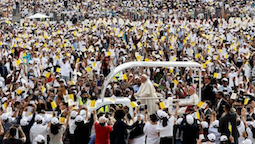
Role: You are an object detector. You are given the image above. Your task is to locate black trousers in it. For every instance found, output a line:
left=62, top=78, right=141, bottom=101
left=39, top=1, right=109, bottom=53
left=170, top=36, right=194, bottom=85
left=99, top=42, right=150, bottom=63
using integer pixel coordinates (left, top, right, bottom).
left=160, top=137, right=173, bottom=144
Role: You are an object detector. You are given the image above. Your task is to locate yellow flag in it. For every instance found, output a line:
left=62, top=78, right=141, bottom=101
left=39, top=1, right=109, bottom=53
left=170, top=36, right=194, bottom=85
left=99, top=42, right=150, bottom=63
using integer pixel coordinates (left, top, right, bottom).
left=92, top=62, right=96, bottom=68
left=41, top=86, right=46, bottom=93
left=228, top=123, right=232, bottom=132
left=123, top=74, right=127, bottom=80
left=45, top=72, right=50, bottom=78
left=69, top=94, right=74, bottom=101
left=59, top=117, right=65, bottom=123
left=213, top=73, right=218, bottom=78
left=86, top=67, right=92, bottom=72
left=144, top=58, right=149, bottom=61
left=154, top=83, right=159, bottom=87
left=16, top=59, right=21, bottom=66
left=196, top=112, right=200, bottom=119
left=197, top=101, right=204, bottom=108
left=23, top=53, right=27, bottom=57
left=16, top=89, right=22, bottom=95
left=136, top=55, right=141, bottom=61
left=130, top=102, right=138, bottom=108
left=90, top=100, right=96, bottom=108
left=202, top=63, right=207, bottom=69
left=51, top=101, right=57, bottom=109
left=56, top=67, right=60, bottom=73
left=159, top=102, right=165, bottom=109
left=107, top=52, right=111, bottom=56
left=3, top=103, right=7, bottom=109
left=173, top=79, right=178, bottom=85
left=76, top=58, right=80, bottom=63
left=244, top=98, right=249, bottom=105
left=56, top=56, right=59, bottom=60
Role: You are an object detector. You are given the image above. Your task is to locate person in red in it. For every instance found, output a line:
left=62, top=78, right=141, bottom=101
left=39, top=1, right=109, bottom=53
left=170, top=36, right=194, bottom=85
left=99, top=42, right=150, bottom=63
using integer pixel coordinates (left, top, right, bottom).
left=94, top=116, right=112, bottom=144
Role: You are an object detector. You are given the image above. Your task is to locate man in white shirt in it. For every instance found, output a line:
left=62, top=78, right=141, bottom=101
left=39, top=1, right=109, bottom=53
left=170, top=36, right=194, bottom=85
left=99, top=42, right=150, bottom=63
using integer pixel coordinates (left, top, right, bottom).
left=29, top=115, right=47, bottom=144
left=60, top=58, right=72, bottom=81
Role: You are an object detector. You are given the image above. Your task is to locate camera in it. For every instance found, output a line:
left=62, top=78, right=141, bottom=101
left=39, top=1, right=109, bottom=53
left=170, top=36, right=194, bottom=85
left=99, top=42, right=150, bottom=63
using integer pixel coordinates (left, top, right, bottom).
left=139, top=104, right=147, bottom=111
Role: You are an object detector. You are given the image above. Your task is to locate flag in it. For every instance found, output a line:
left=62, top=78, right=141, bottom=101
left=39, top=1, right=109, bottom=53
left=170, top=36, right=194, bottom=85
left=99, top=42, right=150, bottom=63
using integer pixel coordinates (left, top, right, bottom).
left=69, top=94, right=74, bottom=101
left=130, top=102, right=138, bottom=108
left=159, top=102, right=165, bottom=109
left=90, top=100, right=96, bottom=108
left=197, top=101, right=207, bottom=109
left=51, top=101, right=57, bottom=109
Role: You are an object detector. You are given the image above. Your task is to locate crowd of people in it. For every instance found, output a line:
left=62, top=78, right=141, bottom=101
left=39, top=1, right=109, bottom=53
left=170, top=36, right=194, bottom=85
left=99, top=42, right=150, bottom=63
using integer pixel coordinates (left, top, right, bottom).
left=0, top=0, right=255, bottom=144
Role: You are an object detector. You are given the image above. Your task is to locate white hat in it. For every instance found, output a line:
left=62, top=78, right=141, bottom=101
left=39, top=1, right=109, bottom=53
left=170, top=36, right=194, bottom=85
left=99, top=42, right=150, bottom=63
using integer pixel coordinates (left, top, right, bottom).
left=242, top=139, right=252, bottom=144
left=201, top=121, right=209, bottom=129
left=212, top=120, right=219, bottom=127
left=141, top=74, right=148, bottom=78
left=75, top=115, right=83, bottom=122
left=51, top=117, right=59, bottom=125
left=199, top=134, right=205, bottom=140
left=208, top=133, right=216, bottom=142
left=35, top=115, right=43, bottom=122
left=20, top=118, right=28, bottom=126
left=35, top=135, right=45, bottom=143
left=1, top=113, right=8, bottom=121
left=70, top=111, right=78, bottom=118
left=157, top=110, right=168, bottom=118
left=1, top=97, right=7, bottom=103
left=186, top=114, right=194, bottom=125
left=220, top=135, right=228, bottom=142
left=222, top=78, right=228, bottom=82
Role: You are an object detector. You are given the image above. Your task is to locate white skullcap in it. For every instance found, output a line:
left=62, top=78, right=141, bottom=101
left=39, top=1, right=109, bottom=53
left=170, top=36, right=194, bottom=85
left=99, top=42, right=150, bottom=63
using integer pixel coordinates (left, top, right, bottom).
left=242, top=139, right=252, bottom=144
left=35, top=135, right=45, bottom=143
left=201, top=121, right=209, bottom=129
left=220, top=135, right=228, bottom=142
left=70, top=111, right=78, bottom=118
left=208, top=133, right=216, bottom=142
left=1, top=113, right=8, bottom=121
left=212, top=120, right=219, bottom=127
left=75, top=115, right=83, bottom=122
left=141, top=74, right=148, bottom=78
left=35, top=115, right=43, bottom=122
left=176, top=118, right=183, bottom=125
left=186, top=114, right=194, bottom=125
left=157, top=110, right=168, bottom=118
left=20, top=118, right=28, bottom=126
left=51, top=117, right=59, bottom=125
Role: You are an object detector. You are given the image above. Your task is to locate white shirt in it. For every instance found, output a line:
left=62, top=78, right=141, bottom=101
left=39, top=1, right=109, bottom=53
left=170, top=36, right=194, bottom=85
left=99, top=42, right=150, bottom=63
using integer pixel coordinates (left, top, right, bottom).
left=144, top=122, right=160, bottom=144
left=60, top=62, right=72, bottom=77
left=68, top=118, right=77, bottom=134
left=157, top=116, right=175, bottom=137
left=30, top=123, right=47, bottom=144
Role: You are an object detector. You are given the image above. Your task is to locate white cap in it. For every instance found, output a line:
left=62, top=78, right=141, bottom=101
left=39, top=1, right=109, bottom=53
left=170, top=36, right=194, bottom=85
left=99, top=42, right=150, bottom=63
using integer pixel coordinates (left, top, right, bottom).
left=51, top=117, right=59, bottom=125
left=35, top=115, right=43, bottom=122
left=222, top=78, right=228, bottom=82
left=220, top=135, right=228, bottom=142
left=70, top=111, right=78, bottom=118
left=75, top=115, right=83, bottom=122
left=242, top=139, right=252, bottom=144
left=1, top=97, right=7, bottom=103
left=20, top=118, right=28, bottom=126
left=35, top=135, right=45, bottom=143
left=157, top=110, right=168, bottom=118
left=199, top=134, right=205, bottom=140
left=208, top=133, right=216, bottom=142
left=1, top=113, right=8, bottom=121
left=212, top=120, right=219, bottom=127
left=186, top=114, right=194, bottom=125
left=201, top=121, right=208, bottom=129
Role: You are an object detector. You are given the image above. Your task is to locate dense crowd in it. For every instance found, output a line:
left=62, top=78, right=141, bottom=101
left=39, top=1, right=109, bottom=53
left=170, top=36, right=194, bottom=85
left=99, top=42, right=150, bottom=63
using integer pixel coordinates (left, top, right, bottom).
left=0, top=0, right=255, bottom=144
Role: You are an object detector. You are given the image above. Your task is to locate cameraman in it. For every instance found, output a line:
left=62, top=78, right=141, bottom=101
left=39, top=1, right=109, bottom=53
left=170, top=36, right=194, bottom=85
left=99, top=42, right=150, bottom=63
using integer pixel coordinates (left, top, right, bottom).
left=3, top=125, right=26, bottom=144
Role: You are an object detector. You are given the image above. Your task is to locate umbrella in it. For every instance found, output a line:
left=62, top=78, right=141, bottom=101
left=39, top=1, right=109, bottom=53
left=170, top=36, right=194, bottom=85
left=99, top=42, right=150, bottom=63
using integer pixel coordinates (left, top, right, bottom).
left=28, top=13, right=50, bottom=19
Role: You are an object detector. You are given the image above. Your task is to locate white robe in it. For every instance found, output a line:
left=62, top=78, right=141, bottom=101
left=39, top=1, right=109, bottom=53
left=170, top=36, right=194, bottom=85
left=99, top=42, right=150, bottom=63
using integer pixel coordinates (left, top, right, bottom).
left=136, top=79, right=157, bottom=113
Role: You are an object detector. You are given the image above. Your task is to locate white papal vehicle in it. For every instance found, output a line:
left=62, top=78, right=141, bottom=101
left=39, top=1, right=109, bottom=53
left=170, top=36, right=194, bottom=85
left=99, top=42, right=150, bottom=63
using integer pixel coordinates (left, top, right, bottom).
left=88, top=61, right=202, bottom=115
